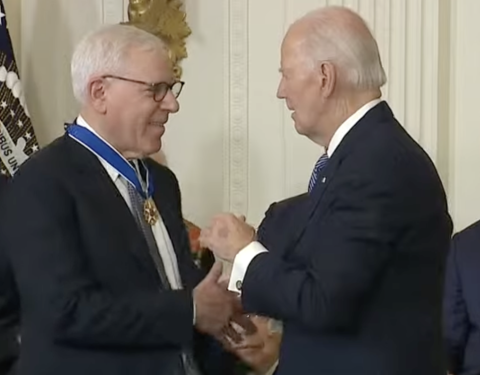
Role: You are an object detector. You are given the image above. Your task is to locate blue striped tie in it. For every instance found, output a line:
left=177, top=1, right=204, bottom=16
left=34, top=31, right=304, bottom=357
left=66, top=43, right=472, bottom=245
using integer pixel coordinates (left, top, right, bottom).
left=308, top=153, right=329, bottom=193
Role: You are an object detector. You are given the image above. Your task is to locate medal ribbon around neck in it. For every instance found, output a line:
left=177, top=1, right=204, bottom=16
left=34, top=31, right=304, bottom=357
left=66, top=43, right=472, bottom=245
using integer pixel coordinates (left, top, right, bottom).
left=66, top=123, right=155, bottom=203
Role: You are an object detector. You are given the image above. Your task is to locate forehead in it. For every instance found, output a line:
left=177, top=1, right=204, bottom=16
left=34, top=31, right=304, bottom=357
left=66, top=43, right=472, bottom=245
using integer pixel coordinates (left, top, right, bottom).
left=280, top=39, right=306, bottom=74
left=124, top=46, right=173, bottom=81
left=281, top=27, right=306, bottom=61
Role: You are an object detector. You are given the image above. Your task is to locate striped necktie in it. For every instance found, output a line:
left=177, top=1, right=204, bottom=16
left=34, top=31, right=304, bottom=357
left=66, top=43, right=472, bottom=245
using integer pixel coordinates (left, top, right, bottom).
left=308, top=153, right=329, bottom=193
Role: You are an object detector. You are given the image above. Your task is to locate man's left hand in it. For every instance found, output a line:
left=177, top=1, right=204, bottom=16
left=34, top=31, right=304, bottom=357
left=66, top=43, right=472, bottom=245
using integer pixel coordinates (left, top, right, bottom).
left=200, top=213, right=255, bottom=261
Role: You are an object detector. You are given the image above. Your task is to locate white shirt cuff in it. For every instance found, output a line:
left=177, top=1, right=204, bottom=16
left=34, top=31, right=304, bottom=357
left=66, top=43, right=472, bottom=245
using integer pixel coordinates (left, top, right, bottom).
left=227, top=241, right=268, bottom=293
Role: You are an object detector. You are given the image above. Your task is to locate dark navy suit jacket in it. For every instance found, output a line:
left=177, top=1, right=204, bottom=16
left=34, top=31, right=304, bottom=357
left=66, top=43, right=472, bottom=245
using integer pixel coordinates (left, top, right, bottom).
left=240, top=101, right=452, bottom=375
left=444, top=220, right=480, bottom=375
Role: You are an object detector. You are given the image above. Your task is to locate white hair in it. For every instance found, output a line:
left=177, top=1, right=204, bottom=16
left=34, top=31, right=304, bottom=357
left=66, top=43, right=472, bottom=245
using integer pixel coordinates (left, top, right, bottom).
left=299, top=6, right=387, bottom=90
left=71, top=24, right=169, bottom=104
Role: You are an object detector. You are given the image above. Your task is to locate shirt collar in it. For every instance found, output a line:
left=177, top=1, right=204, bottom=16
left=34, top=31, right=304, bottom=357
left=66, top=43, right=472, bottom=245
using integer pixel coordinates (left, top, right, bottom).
left=75, top=115, right=121, bottom=182
left=326, top=98, right=381, bottom=157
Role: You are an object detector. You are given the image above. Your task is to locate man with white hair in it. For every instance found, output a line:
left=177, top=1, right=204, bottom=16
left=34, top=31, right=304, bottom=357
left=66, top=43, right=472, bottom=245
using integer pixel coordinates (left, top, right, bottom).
left=201, top=6, right=452, bottom=375
left=0, top=24, right=241, bottom=375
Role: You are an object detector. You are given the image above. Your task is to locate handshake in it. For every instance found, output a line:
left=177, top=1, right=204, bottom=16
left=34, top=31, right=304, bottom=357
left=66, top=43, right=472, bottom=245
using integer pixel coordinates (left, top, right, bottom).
left=192, top=261, right=281, bottom=375
left=193, top=212, right=258, bottom=343
left=192, top=213, right=281, bottom=374
left=193, top=261, right=256, bottom=345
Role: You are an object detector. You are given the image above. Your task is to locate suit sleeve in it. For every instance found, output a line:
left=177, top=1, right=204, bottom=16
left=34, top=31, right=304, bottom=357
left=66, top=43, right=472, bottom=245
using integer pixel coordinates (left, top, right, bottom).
left=0, top=174, right=20, bottom=326
left=227, top=203, right=277, bottom=293
left=0, top=169, right=194, bottom=350
left=0, top=174, right=20, bottom=363
left=256, top=202, right=277, bottom=245
left=0, top=247, right=19, bottom=330
left=240, top=169, right=408, bottom=332
left=443, top=236, right=469, bottom=374
left=0, top=226, right=20, bottom=367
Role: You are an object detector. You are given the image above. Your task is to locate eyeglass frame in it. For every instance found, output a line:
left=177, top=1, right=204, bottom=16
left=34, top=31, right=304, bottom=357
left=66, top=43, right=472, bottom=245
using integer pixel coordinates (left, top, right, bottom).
left=101, top=74, right=185, bottom=102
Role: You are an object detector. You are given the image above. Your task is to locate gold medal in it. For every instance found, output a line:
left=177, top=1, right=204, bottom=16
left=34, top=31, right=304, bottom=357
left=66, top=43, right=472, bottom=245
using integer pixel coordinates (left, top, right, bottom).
left=143, top=198, right=159, bottom=226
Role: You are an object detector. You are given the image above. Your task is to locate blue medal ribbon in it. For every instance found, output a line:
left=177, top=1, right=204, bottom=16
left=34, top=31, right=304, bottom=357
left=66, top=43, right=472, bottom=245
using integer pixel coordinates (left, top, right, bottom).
left=66, top=123, right=154, bottom=200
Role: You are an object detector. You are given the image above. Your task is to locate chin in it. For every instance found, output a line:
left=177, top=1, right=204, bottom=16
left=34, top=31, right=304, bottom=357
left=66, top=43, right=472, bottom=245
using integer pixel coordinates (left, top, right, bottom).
left=142, top=141, right=162, bottom=158
left=293, top=121, right=307, bottom=136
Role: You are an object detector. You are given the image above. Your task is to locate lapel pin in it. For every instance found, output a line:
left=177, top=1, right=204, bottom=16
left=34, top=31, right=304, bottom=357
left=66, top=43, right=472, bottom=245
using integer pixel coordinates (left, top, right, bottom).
left=322, top=177, right=327, bottom=183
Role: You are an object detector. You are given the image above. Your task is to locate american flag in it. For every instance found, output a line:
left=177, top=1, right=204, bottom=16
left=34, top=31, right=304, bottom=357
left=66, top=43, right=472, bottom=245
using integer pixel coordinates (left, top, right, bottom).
left=0, top=0, right=39, bottom=177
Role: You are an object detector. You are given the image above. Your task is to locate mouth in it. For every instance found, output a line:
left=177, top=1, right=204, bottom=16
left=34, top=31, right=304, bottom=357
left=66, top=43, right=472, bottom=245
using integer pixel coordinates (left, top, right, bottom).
left=286, top=104, right=295, bottom=118
left=150, top=119, right=167, bottom=126
left=149, top=121, right=166, bottom=138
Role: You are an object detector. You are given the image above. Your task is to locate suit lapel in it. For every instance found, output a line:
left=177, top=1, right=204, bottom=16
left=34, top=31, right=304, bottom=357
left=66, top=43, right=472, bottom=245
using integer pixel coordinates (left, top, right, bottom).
left=63, top=135, right=162, bottom=284
left=287, top=101, right=394, bottom=251
left=286, top=155, right=341, bottom=253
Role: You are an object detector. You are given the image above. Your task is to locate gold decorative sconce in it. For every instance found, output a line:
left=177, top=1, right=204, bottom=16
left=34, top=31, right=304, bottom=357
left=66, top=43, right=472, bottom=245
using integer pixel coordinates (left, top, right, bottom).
left=124, top=0, right=191, bottom=79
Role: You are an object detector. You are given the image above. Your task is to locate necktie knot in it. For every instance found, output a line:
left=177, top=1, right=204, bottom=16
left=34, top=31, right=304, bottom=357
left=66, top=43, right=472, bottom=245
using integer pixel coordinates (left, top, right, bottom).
left=308, top=153, right=329, bottom=193
left=130, top=160, right=147, bottom=187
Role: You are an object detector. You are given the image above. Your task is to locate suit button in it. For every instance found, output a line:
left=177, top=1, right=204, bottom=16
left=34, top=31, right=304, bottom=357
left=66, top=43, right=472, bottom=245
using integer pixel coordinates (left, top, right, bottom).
left=236, top=280, right=242, bottom=290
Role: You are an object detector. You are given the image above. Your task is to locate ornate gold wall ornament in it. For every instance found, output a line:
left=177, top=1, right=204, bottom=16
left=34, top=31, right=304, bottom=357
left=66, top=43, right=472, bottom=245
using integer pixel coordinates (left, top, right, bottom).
left=124, top=0, right=191, bottom=79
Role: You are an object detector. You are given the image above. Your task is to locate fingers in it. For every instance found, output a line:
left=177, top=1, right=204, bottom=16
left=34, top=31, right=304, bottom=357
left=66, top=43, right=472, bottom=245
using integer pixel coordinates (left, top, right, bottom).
left=211, top=212, right=243, bottom=226
left=218, top=278, right=229, bottom=289
left=198, top=227, right=211, bottom=248
left=205, top=261, right=223, bottom=283
left=231, top=314, right=257, bottom=335
left=222, top=323, right=243, bottom=344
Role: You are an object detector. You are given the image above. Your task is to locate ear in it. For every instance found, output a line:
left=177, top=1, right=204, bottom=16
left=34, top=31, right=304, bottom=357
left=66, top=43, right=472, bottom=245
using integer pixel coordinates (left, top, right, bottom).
left=87, top=77, right=108, bottom=114
left=317, top=61, right=336, bottom=98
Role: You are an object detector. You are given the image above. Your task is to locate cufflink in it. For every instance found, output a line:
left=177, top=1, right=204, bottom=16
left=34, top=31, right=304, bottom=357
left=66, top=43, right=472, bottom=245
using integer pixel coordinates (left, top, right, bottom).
left=236, top=280, right=242, bottom=290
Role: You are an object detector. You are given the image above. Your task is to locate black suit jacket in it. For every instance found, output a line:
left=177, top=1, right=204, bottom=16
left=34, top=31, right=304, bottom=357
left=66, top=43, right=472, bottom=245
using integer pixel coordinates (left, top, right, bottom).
left=444, top=220, right=480, bottom=375
left=0, top=174, right=19, bottom=375
left=0, top=135, right=230, bottom=375
left=240, top=101, right=452, bottom=375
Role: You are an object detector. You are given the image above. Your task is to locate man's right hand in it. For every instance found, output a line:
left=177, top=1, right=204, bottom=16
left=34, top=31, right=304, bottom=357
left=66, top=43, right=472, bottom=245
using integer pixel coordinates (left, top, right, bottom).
left=193, top=262, right=236, bottom=336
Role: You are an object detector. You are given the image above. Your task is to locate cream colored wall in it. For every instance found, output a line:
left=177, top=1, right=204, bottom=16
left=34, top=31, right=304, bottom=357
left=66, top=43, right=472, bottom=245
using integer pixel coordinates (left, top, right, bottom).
left=3, top=0, right=20, bottom=63
left=448, top=0, right=480, bottom=231
left=14, top=0, right=480, bottom=231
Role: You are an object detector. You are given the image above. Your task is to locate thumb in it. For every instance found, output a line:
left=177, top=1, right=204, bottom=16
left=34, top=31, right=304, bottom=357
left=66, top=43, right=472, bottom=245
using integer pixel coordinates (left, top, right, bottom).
left=205, top=261, right=223, bottom=283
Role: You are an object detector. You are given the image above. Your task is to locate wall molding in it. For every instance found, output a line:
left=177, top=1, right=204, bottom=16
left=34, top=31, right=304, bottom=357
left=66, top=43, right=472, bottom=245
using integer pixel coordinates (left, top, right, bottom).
left=225, top=0, right=249, bottom=215
left=102, top=0, right=124, bottom=25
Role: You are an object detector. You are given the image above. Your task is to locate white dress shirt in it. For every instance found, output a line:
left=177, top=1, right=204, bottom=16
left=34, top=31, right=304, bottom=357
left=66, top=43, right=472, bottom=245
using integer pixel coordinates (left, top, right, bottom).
left=228, top=99, right=382, bottom=293
left=73, top=116, right=183, bottom=290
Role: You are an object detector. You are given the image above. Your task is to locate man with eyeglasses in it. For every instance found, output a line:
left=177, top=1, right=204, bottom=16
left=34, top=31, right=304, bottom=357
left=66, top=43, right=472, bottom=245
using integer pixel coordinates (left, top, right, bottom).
left=0, top=24, right=242, bottom=375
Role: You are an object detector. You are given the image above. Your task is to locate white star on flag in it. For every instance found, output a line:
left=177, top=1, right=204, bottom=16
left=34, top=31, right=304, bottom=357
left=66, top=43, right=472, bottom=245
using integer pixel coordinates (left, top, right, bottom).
left=0, top=10, right=5, bottom=26
left=1, top=101, right=7, bottom=109
left=32, top=144, right=39, bottom=152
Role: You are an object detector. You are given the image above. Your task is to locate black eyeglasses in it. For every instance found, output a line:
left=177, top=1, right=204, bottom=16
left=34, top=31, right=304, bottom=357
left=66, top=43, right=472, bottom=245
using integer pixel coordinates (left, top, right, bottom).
left=102, top=75, right=185, bottom=102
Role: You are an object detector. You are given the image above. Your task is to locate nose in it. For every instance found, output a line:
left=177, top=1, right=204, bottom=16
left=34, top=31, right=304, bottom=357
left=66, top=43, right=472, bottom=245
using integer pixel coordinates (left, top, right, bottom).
left=277, top=77, right=286, bottom=99
left=160, top=90, right=180, bottom=113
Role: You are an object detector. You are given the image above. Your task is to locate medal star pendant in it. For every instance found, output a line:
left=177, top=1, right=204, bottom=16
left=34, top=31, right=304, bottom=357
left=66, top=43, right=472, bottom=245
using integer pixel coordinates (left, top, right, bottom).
left=143, top=198, right=159, bottom=226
